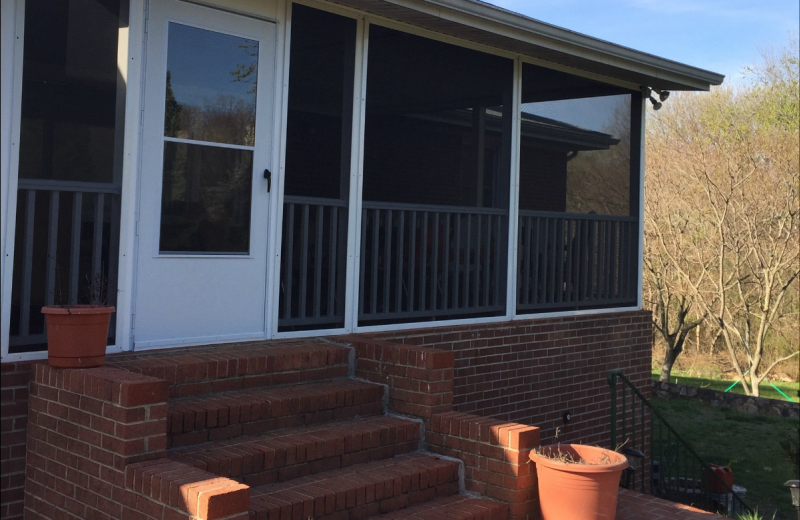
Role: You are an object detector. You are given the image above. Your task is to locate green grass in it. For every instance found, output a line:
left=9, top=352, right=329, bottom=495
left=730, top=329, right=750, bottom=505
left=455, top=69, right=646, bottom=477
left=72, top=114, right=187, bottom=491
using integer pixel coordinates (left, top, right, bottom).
left=651, top=397, right=799, bottom=520
left=651, top=371, right=799, bottom=402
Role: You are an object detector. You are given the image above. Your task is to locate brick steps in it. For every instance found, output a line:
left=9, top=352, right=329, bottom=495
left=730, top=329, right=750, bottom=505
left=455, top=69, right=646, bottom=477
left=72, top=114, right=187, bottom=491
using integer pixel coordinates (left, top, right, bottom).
left=371, top=495, right=507, bottom=520
left=168, top=379, right=385, bottom=447
left=169, top=415, right=421, bottom=487
left=248, top=452, right=461, bottom=520
left=108, top=340, right=350, bottom=398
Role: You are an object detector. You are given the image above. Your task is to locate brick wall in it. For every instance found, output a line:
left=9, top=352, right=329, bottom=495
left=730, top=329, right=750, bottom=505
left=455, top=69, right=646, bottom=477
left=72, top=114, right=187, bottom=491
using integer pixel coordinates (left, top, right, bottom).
left=371, top=310, right=653, bottom=448
left=1, top=362, right=32, bottom=520
left=341, top=336, right=455, bottom=424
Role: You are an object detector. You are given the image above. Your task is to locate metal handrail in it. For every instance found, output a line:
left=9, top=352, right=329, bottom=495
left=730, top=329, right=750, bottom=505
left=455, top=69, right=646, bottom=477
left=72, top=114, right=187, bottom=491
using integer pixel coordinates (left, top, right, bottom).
left=608, top=370, right=753, bottom=517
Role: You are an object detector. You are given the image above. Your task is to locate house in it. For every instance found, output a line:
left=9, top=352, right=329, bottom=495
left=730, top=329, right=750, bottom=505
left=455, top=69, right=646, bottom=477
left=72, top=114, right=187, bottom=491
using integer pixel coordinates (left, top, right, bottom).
left=0, top=0, right=723, bottom=519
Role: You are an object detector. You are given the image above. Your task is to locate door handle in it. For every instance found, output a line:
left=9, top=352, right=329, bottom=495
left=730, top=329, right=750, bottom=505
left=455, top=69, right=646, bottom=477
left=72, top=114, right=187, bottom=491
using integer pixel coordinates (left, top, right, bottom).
left=263, top=169, right=272, bottom=192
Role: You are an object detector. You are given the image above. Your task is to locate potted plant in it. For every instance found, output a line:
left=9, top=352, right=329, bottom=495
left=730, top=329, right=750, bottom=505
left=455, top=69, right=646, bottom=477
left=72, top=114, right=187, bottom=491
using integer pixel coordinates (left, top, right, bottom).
left=529, top=441, right=628, bottom=520
left=41, top=273, right=115, bottom=368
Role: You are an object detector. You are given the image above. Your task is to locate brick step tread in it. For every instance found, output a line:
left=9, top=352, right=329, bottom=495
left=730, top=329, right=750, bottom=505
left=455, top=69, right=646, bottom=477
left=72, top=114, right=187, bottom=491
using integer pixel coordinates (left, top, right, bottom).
left=168, top=379, right=385, bottom=448
left=108, top=340, right=350, bottom=398
left=169, top=416, right=421, bottom=486
left=249, top=453, right=461, bottom=520
left=371, top=495, right=507, bottom=520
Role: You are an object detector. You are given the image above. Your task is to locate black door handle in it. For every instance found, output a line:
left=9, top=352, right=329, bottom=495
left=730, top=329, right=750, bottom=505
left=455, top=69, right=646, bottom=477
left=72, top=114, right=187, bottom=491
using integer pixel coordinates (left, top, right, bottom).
left=264, top=168, right=272, bottom=192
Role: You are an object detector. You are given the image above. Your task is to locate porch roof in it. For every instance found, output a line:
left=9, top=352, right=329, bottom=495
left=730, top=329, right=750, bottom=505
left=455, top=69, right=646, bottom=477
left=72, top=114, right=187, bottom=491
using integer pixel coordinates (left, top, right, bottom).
left=328, top=0, right=725, bottom=91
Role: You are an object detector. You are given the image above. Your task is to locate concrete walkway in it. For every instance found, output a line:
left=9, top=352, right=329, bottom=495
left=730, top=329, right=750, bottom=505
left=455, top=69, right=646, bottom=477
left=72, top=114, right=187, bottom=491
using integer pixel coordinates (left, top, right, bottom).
left=617, top=488, right=724, bottom=519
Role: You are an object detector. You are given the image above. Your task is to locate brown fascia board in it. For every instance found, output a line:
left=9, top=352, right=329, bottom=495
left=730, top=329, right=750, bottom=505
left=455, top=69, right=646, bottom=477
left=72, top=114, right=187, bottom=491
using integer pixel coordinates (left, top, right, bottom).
left=329, top=0, right=725, bottom=91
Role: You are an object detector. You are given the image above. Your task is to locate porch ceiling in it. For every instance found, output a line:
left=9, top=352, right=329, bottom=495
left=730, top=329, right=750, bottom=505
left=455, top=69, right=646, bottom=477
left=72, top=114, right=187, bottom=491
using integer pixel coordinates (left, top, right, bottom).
left=328, top=0, right=725, bottom=91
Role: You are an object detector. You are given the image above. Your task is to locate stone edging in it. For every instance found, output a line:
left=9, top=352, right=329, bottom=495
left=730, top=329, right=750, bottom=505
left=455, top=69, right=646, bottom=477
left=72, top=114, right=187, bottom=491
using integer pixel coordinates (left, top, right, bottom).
left=651, top=380, right=799, bottom=418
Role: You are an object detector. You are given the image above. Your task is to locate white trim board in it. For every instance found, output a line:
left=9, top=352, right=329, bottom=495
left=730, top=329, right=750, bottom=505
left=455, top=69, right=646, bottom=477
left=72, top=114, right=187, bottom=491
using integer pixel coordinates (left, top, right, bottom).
left=0, top=0, right=25, bottom=362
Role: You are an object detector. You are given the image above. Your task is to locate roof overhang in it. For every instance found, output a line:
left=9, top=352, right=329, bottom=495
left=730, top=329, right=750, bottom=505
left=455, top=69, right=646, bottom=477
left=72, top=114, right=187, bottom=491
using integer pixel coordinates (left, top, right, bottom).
left=327, top=0, right=725, bottom=91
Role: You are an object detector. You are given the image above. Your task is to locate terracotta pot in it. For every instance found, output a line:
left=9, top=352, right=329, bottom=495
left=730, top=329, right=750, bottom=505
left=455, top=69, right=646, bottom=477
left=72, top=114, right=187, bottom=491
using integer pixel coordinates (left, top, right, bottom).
left=41, top=305, right=115, bottom=368
left=530, top=444, right=628, bottom=520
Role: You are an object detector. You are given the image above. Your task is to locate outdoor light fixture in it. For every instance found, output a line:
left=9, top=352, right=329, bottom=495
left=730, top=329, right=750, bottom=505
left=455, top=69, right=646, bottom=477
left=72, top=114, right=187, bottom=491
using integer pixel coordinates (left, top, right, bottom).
left=640, top=87, right=663, bottom=110
left=649, top=95, right=663, bottom=110
left=653, top=88, right=671, bottom=101
left=784, top=480, right=799, bottom=519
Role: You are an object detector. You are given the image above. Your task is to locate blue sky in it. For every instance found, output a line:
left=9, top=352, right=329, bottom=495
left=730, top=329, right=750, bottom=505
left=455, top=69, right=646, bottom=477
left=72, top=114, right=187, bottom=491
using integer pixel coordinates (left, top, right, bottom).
left=486, top=0, right=799, bottom=85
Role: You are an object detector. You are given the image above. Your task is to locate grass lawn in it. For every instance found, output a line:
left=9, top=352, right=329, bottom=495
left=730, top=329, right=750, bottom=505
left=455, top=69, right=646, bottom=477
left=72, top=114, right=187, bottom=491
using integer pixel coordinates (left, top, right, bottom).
left=651, top=371, right=799, bottom=403
left=651, top=397, right=799, bottom=520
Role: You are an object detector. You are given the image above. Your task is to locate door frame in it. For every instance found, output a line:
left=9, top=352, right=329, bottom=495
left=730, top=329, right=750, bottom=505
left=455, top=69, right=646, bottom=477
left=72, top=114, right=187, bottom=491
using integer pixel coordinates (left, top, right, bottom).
left=127, top=0, right=288, bottom=351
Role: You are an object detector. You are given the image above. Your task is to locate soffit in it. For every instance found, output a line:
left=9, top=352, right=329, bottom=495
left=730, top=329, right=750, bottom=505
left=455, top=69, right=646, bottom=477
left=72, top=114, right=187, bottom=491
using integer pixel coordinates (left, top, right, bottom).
left=327, top=0, right=725, bottom=91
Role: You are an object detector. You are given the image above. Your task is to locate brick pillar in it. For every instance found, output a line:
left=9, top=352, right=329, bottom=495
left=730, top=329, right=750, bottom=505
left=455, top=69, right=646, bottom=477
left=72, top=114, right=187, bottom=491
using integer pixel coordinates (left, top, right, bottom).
left=428, top=412, right=541, bottom=520
left=1, top=362, right=32, bottom=520
left=23, top=363, right=248, bottom=520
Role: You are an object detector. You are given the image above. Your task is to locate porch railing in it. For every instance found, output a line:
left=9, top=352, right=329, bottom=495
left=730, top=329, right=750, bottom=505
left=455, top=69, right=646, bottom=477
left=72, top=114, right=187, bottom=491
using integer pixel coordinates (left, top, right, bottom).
left=278, top=196, right=348, bottom=330
left=11, top=180, right=120, bottom=349
left=517, top=211, right=637, bottom=311
left=359, top=202, right=507, bottom=323
left=608, top=371, right=752, bottom=517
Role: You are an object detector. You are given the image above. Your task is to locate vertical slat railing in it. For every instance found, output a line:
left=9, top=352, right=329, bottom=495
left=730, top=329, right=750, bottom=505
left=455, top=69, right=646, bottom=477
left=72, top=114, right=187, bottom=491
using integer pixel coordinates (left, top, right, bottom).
left=19, top=191, right=36, bottom=338
left=517, top=211, right=638, bottom=312
left=11, top=181, right=120, bottom=348
left=70, top=193, right=83, bottom=304
left=45, top=192, right=59, bottom=305
left=359, top=202, right=507, bottom=323
left=278, top=196, right=347, bottom=329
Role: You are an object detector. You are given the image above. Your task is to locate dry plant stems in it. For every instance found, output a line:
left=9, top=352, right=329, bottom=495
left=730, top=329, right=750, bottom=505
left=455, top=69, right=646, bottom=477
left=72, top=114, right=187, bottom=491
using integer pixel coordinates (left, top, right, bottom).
left=532, top=428, right=622, bottom=465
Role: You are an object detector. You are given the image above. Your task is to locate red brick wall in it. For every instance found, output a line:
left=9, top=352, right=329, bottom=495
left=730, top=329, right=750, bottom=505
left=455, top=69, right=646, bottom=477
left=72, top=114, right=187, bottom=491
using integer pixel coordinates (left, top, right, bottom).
left=341, top=336, right=455, bottom=423
left=1, top=362, right=32, bottom=520
left=371, top=310, right=653, bottom=449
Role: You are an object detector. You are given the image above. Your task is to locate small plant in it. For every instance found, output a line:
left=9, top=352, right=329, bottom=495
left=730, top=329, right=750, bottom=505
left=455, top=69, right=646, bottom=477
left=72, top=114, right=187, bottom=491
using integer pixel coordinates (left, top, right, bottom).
left=531, top=428, right=620, bottom=466
left=82, top=271, right=109, bottom=306
left=736, top=508, right=775, bottom=520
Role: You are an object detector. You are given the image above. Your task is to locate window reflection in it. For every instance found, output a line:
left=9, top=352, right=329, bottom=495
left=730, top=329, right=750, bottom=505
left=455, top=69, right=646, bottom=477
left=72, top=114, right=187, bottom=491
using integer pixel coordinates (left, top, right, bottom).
left=519, top=64, right=633, bottom=216
left=363, top=25, right=513, bottom=210
left=18, top=0, right=123, bottom=183
left=164, top=23, right=258, bottom=146
left=160, top=142, right=253, bottom=253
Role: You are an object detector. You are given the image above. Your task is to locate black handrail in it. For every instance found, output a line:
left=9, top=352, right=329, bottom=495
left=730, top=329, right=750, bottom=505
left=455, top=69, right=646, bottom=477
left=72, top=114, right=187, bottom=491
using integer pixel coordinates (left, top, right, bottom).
left=608, top=370, right=752, bottom=517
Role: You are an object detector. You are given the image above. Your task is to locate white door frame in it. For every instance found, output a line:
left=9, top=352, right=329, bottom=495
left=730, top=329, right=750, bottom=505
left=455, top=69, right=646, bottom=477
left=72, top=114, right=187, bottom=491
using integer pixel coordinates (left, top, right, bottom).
left=0, top=0, right=25, bottom=361
left=130, top=0, right=280, bottom=350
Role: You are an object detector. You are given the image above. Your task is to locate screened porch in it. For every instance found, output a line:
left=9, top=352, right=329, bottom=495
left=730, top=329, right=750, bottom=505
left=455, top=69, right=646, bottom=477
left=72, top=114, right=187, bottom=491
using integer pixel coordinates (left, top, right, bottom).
left=277, top=6, right=640, bottom=332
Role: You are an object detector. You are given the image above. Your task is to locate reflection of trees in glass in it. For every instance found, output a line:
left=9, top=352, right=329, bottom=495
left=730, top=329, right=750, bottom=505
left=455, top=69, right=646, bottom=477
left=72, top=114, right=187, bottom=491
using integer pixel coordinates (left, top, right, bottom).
left=161, top=143, right=252, bottom=253
left=165, top=71, right=182, bottom=136
left=231, top=42, right=258, bottom=94
left=163, top=36, right=258, bottom=145
left=565, top=96, right=631, bottom=216
left=177, top=95, right=256, bottom=146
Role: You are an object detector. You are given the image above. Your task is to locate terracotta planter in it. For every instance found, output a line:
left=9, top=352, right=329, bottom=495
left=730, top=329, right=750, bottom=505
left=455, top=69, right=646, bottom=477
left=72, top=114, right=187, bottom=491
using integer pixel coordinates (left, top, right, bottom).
left=530, top=444, right=628, bottom=520
left=41, top=305, right=115, bottom=368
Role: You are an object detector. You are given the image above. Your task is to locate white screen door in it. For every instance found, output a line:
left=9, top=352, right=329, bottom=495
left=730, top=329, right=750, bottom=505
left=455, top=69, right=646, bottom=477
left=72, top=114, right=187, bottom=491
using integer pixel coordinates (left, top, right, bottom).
left=133, top=0, right=276, bottom=349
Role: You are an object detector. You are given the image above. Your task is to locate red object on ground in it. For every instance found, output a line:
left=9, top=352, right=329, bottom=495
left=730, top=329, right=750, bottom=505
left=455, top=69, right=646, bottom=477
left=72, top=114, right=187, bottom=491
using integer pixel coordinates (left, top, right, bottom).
left=709, top=464, right=734, bottom=493
left=41, top=305, right=114, bottom=367
left=531, top=444, right=629, bottom=520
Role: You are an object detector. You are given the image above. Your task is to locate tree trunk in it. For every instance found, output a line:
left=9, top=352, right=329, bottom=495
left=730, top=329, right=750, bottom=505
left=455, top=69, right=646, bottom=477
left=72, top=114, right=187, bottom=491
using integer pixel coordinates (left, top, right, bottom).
left=659, top=347, right=680, bottom=382
left=749, top=376, right=760, bottom=397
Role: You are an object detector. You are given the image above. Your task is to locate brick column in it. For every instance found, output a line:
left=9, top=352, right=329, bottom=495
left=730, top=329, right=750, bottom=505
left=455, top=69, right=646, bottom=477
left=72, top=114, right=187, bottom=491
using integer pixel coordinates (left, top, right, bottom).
left=428, top=412, right=541, bottom=520
left=1, top=362, right=32, bottom=520
left=24, top=363, right=248, bottom=520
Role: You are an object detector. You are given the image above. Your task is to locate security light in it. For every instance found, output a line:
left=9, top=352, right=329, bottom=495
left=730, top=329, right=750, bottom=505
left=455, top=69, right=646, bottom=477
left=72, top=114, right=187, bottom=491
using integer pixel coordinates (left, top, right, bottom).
left=653, top=88, right=670, bottom=102
left=649, top=95, right=662, bottom=110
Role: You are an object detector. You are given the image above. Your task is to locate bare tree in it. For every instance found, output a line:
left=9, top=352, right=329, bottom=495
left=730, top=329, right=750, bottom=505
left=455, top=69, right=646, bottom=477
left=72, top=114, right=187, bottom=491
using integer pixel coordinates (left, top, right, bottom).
left=644, top=40, right=799, bottom=396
